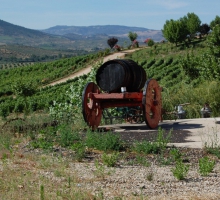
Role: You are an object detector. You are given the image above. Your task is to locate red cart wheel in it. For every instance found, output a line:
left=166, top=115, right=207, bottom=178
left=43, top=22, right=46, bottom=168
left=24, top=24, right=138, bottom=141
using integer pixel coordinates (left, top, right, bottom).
left=82, top=82, right=102, bottom=130
left=142, top=79, right=162, bottom=129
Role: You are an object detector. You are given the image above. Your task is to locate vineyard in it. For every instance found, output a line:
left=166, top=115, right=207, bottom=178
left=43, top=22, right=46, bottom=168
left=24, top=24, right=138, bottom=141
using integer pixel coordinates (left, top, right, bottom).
left=0, top=38, right=220, bottom=122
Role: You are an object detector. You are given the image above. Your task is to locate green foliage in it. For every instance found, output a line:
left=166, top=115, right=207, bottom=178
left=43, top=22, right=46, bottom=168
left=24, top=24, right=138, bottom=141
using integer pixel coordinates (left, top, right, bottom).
left=49, top=64, right=99, bottom=124
left=0, top=131, right=12, bottom=150
left=1, top=31, right=220, bottom=122
left=205, top=148, right=220, bottom=159
left=128, top=32, right=137, bottom=42
left=133, top=140, right=161, bottom=154
left=11, top=80, right=37, bottom=97
left=207, top=24, right=220, bottom=56
left=162, top=12, right=201, bottom=45
left=71, top=142, right=86, bottom=162
left=170, top=148, right=182, bottom=161
left=57, top=124, right=81, bottom=147
left=210, top=15, right=220, bottom=30
left=135, top=155, right=150, bottom=166
left=85, top=131, right=123, bottom=152
left=102, top=152, right=119, bottom=167
left=179, top=52, right=200, bottom=79
left=133, top=128, right=171, bottom=154
left=199, top=156, right=215, bottom=176
left=94, top=160, right=106, bottom=179
left=171, top=160, right=189, bottom=180
left=162, top=19, right=187, bottom=46
left=183, top=12, right=201, bottom=38
left=147, top=39, right=155, bottom=47
left=40, top=185, right=45, bottom=200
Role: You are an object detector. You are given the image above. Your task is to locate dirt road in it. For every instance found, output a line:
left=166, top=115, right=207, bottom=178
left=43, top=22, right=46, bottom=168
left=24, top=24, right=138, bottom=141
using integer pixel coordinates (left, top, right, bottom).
left=48, top=49, right=138, bottom=86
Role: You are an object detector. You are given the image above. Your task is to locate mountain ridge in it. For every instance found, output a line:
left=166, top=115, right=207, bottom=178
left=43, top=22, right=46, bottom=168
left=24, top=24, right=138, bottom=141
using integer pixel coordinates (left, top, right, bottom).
left=0, top=19, right=164, bottom=51
left=41, top=24, right=163, bottom=42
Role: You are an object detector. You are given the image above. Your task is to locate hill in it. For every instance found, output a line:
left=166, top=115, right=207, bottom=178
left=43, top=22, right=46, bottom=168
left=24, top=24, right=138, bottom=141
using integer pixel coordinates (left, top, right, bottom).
left=0, top=37, right=220, bottom=120
left=0, top=20, right=164, bottom=50
left=41, top=25, right=164, bottom=42
left=0, top=20, right=164, bottom=65
left=0, top=19, right=75, bottom=49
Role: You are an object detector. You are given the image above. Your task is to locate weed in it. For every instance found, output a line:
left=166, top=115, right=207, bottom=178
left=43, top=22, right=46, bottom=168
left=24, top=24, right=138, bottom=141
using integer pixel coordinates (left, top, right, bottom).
left=136, top=155, right=150, bottom=167
left=54, top=170, right=62, bottom=177
left=203, top=126, right=220, bottom=149
left=31, top=137, right=53, bottom=150
left=206, top=147, right=220, bottom=159
left=199, top=156, right=215, bottom=176
left=68, top=176, right=71, bottom=188
left=71, top=141, right=86, bottom=161
left=156, top=127, right=172, bottom=150
left=75, top=147, right=86, bottom=162
left=38, top=155, right=53, bottom=169
left=102, top=152, right=119, bottom=167
left=58, top=124, right=81, bottom=147
left=170, top=148, right=182, bottom=161
left=133, top=140, right=160, bottom=154
left=146, top=172, right=154, bottom=181
left=94, top=159, right=106, bottom=179
left=171, top=160, right=189, bottom=180
left=40, top=185, right=45, bottom=200
left=0, top=134, right=11, bottom=150
left=133, top=128, right=172, bottom=155
left=86, top=131, right=123, bottom=151
left=157, top=153, right=172, bottom=166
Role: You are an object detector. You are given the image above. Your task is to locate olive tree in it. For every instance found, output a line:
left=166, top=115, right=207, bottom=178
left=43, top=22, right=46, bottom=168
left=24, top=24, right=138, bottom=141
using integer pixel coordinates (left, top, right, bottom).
left=147, top=39, right=155, bottom=47
left=180, top=12, right=201, bottom=40
left=210, top=15, right=220, bottom=30
left=162, top=19, right=187, bottom=46
left=128, top=32, right=137, bottom=42
left=207, top=24, right=220, bottom=57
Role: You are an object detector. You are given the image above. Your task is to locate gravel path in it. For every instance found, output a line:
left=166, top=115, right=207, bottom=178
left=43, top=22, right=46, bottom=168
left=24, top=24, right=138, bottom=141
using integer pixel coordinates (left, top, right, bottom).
left=71, top=158, right=220, bottom=200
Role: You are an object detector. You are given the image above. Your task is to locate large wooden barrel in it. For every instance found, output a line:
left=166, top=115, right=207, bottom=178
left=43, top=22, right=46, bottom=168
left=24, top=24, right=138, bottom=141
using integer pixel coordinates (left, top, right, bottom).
left=96, top=59, right=147, bottom=93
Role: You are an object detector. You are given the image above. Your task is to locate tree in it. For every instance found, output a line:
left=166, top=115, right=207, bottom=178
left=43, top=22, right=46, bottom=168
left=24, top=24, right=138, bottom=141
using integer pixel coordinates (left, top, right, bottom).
left=144, top=38, right=155, bottom=47
left=162, top=19, right=187, bottom=46
left=210, top=15, right=220, bottom=30
left=182, top=12, right=201, bottom=38
left=200, top=23, right=211, bottom=36
left=207, top=24, right=220, bottom=57
left=107, top=37, right=118, bottom=49
left=128, top=32, right=137, bottom=42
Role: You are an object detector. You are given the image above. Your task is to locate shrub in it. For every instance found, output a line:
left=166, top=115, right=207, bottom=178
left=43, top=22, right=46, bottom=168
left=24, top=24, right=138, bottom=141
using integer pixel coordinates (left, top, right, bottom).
left=133, top=128, right=171, bottom=154
left=148, top=39, right=155, bottom=47
left=199, top=156, right=215, bottom=176
left=85, top=131, right=123, bottom=151
left=102, top=152, right=119, bottom=167
left=171, top=160, right=189, bottom=180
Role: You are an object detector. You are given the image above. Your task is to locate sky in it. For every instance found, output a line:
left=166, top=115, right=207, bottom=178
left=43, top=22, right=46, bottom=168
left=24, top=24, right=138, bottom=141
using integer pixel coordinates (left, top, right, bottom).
left=0, top=0, right=220, bottom=30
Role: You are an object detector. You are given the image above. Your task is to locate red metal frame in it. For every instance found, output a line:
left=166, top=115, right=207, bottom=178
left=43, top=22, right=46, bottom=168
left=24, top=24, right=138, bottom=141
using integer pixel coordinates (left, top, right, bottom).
left=82, top=79, right=162, bottom=130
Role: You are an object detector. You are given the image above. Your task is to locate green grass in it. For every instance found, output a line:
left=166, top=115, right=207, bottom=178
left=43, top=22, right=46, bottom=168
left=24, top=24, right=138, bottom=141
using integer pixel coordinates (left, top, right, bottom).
left=199, top=156, right=215, bottom=176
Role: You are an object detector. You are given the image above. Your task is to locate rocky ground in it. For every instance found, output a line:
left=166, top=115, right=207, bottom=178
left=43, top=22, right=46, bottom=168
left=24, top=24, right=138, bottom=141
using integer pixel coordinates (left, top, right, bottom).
left=6, top=133, right=219, bottom=200
left=72, top=153, right=220, bottom=200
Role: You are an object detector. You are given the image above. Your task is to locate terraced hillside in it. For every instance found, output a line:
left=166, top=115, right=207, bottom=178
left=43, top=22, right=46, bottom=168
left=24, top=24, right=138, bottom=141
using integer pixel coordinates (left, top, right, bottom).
left=0, top=37, right=220, bottom=120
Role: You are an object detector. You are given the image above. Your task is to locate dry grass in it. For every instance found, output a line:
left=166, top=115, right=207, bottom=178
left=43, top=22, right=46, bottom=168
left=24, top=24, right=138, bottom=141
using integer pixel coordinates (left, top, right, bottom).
left=0, top=146, right=96, bottom=200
